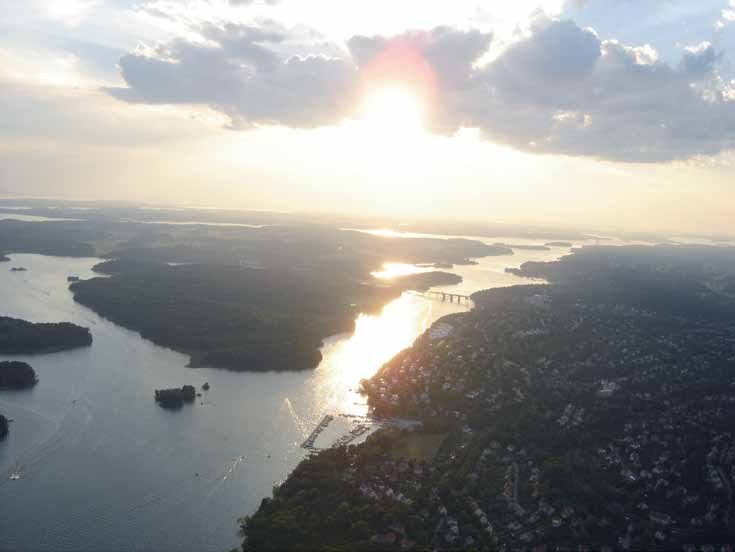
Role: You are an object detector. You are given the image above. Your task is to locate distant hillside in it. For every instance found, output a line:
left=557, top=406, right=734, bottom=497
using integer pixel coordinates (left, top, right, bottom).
left=0, top=220, right=95, bottom=257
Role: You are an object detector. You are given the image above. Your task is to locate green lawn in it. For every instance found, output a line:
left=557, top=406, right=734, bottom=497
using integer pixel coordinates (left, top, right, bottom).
left=389, top=432, right=448, bottom=462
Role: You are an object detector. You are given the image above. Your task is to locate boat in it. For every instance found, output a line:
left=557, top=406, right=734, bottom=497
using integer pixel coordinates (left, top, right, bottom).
left=9, top=463, right=21, bottom=480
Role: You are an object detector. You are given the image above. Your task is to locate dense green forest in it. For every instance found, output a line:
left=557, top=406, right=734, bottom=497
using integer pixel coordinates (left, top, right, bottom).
left=0, top=361, right=38, bottom=389
left=72, top=264, right=459, bottom=371
left=154, top=385, right=196, bottom=409
left=0, top=316, right=92, bottom=354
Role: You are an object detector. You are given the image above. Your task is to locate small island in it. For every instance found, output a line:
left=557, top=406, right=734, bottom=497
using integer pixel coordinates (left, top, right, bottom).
left=155, top=385, right=196, bottom=409
left=0, top=361, right=38, bottom=389
left=0, top=414, right=8, bottom=439
left=0, top=316, right=92, bottom=354
left=545, top=241, right=573, bottom=247
left=10, top=267, right=27, bottom=272
left=0, top=254, right=9, bottom=262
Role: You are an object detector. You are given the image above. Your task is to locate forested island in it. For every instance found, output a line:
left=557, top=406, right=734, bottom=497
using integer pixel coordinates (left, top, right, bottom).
left=0, top=316, right=92, bottom=354
left=0, top=361, right=38, bottom=389
left=0, top=414, right=8, bottom=439
left=243, top=245, right=735, bottom=550
left=154, top=385, right=196, bottom=409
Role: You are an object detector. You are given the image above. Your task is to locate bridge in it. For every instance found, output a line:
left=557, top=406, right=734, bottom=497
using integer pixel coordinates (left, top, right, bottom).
left=413, top=290, right=473, bottom=304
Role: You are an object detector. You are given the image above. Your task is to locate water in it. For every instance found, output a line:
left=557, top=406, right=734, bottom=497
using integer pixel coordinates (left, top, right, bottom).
left=0, top=214, right=82, bottom=223
left=120, top=220, right=269, bottom=228
left=0, top=237, right=580, bottom=551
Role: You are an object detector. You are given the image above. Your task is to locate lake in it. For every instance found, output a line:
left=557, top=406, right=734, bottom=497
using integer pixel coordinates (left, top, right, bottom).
left=0, top=236, right=586, bottom=551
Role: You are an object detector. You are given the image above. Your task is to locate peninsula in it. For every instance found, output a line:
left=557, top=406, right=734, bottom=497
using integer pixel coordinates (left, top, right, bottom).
left=71, top=264, right=461, bottom=372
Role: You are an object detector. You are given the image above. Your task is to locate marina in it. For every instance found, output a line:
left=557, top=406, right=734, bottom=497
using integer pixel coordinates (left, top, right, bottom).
left=330, top=423, right=372, bottom=448
left=300, top=414, right=334, bottom=450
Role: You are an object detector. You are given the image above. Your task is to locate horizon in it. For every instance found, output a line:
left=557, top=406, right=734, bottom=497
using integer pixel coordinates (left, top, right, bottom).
left=1, top=1, right=735, bottom=234
left=1, top=194, right=735, bottom=242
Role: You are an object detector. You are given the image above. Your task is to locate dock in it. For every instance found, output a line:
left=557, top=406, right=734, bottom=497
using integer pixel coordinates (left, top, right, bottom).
left=331, top=423, right=372, bottom=448
left=300, top=414, right=334, bottom=450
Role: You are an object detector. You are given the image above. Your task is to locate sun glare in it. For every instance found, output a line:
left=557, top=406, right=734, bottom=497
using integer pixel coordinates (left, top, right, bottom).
left=359, top=86, right=425, bottom=135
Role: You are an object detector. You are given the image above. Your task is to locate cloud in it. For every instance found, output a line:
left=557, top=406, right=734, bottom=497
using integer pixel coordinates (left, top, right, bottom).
left=720, top=0, right=735, bottom=26
left=110, top=23, right=357, bottom=128
left=681, top=42, right=721, bottom=76
left=455, top=18, right=735, bottom=162
left=0, top=79, right=218, bottom=147
left=228, top=0, right=279, bottom=4
left=110, top=16, right=735, bottom=162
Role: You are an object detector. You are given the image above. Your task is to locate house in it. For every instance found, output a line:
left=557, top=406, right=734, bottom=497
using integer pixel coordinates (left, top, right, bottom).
left=370, top=532, right=397, bottom=546
left=649, top=511, right=672, bottom=525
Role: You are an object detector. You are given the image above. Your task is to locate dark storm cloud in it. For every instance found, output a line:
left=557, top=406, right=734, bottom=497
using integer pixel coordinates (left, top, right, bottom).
left=109, top=17, right=735, bottom=162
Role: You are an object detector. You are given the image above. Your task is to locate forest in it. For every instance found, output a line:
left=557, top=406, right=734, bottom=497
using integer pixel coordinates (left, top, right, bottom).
left=0, top=361, right=38, bottom=389
left=0, top=317, right=92, bottom=354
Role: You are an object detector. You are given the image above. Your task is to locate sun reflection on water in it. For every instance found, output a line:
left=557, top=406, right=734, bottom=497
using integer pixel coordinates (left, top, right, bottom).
left=305, top=292, right=463, bottom=419
left=371, top=262, right=433, bottom=279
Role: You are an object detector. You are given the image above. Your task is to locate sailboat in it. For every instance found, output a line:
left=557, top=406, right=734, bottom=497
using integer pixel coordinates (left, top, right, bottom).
left=9, top=462, right=21, bottom=480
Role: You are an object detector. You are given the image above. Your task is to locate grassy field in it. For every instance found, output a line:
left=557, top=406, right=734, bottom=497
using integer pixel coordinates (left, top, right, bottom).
left=389, top=432, right=448, bottom=462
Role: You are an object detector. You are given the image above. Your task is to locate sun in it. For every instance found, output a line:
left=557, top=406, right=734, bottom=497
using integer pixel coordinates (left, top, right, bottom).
left=359, top=86, right=425, bottom=135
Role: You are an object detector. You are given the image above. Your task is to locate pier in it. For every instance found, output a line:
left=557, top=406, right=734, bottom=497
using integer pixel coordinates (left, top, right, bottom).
left=300, top=414, right=334, bottom=450
left=331, top=423, right=372, bottom=448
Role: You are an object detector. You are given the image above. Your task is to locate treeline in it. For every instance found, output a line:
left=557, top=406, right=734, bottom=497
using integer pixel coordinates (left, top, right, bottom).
left=0, top=361, right=38, bottom=389
left=0, top=316, right=92, bottom=354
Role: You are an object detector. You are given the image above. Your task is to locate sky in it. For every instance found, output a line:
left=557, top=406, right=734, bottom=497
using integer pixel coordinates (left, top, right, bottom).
left=1, top=0, right=735, bottom=235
